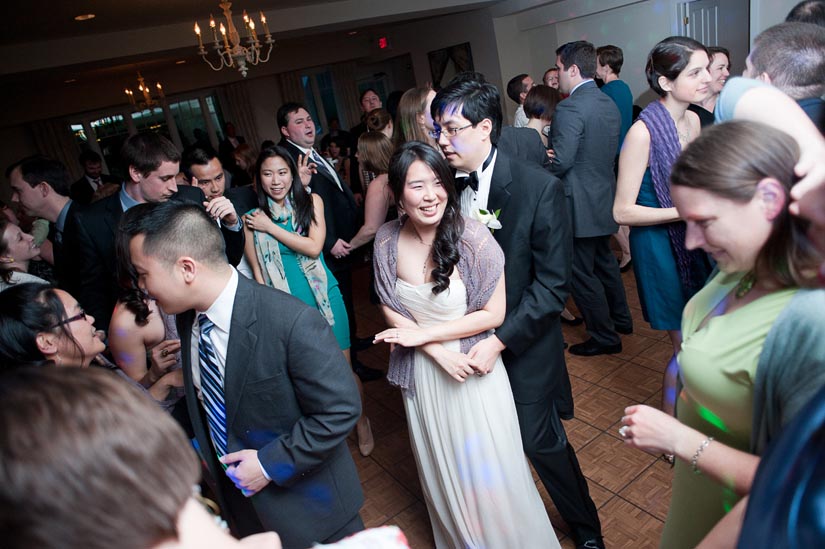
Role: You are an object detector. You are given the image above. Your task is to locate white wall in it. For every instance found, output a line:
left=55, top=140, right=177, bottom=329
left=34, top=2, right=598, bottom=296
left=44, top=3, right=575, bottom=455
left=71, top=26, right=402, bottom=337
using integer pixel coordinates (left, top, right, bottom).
left=750, top=0, right=799, bottom=41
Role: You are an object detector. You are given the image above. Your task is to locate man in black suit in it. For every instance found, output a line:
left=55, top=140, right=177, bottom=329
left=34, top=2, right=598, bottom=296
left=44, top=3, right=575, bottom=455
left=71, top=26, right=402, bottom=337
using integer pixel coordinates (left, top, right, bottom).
left=432, top=78, right=604, bottom=549
left=7, top=155, right=79, bottom=294
left=66, top=133, right=245, bottom=331
left=180, top=145, right=257, bottom=279
left=550, top=41, right=633, bottom=356
left=70, top=150, right=118, bottom=205
left=276, top=102, right=382, bottom=382
left=125, top=201, right=364, bottom=547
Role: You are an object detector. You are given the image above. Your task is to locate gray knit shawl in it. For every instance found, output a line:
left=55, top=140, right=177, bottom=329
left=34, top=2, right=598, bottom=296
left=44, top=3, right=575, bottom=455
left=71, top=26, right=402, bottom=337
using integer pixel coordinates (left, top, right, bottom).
left=373, top=216, right=505, bottom=395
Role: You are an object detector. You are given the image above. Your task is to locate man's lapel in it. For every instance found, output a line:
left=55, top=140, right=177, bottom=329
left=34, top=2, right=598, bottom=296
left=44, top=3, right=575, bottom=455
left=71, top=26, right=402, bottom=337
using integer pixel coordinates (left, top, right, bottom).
left=487, top=151, right=512, bottom=218
left=102, top=192, right=123, bottom=235
left=223, top=276, right=257, bottom=436
left=176, top=310, right=199, bottom=410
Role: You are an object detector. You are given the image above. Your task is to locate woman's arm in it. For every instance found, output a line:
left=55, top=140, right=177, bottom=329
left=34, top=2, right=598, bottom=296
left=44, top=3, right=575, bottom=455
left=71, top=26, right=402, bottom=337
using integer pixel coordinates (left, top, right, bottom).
left=695, top=496, right=747, bottom=549
left=613, top=122, right=682, bottom=226
left=108, top=303, right=150, bottom=382
left=621, top=404, right=759, bottom=496
left=243, top=222, right=265, bottom=284
left=375, top=276, right=506, bottom=348
left=243, top=195, right=326, bottom=258
left=349, top=175, right=391, bottom=251
left=378, top=304, right=480, bottom=382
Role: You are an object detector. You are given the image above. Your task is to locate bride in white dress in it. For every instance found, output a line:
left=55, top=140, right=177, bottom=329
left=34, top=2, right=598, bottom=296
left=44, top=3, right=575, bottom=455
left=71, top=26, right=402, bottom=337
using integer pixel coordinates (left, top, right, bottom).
left=373, top=143, right=559, bottom=549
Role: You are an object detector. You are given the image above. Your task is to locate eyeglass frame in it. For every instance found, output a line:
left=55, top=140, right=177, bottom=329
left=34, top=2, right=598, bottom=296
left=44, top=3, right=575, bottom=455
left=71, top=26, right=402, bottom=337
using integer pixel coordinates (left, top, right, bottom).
left=429, top=123, right=475, bottom=140
left=48, top=310, right=88, bottom=330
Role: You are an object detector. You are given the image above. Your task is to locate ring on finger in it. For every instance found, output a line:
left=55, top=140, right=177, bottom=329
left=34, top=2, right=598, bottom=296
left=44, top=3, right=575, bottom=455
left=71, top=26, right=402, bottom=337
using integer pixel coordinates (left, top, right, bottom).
left=618, top=425, right=629, bottom=438
left=161, top=349, right=169, bottom=358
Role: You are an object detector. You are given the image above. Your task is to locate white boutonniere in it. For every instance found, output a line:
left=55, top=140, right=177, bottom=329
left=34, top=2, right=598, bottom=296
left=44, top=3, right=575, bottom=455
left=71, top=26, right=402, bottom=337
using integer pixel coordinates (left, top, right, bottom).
left=473, top=208, right=502, bottom=231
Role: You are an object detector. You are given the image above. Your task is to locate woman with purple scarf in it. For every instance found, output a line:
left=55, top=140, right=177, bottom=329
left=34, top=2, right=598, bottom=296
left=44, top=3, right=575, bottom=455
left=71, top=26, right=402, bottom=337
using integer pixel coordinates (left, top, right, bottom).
left=372, top=142, right=557, bottom=548
left=613, top=36, right=714, bottom=415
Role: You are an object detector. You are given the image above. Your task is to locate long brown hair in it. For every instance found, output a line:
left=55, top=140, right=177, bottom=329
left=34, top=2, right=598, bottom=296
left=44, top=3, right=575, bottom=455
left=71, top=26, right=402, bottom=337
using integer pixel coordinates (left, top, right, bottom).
left=670, top=120, right=821, bottom=288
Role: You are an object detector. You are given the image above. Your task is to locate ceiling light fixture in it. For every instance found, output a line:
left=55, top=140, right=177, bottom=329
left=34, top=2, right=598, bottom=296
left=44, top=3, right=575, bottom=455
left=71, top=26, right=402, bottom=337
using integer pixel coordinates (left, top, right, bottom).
left=124, top=72, right=165, bottom=110
left=175, top=60, right=187, bottom=64
left=64, top=78, right=77, bottom=83
left=193, top=1, right=274, bottom=78
left=74, top=14, right=96, bottom=21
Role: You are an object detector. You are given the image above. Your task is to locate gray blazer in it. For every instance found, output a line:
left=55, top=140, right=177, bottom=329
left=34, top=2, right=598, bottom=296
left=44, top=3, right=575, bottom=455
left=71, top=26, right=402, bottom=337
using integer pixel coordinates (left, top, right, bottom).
left=497, top=125, right=550, bottom=170
left=549, top=81, right=621, bottom=238
left=177, top=275, right=363, bottom=548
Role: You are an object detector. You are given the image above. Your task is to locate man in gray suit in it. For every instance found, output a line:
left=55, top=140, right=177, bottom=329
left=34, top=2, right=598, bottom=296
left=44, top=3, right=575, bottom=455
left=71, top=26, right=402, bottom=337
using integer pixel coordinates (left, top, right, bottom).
left=550, top=41, right=632, bottom=356
left=125, top=201, right=364, bottom=548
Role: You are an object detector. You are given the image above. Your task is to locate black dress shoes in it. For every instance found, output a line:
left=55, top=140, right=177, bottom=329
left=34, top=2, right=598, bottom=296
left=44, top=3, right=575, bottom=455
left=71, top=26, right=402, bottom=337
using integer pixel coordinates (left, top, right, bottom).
left=568, top=338, right=622, bottom=356
left=561, top=315, right=584, bottom=326
left=576, top=537, right=606, bottom=549
left=352, top=360, right=384, bottom=382
left=615, top=324, right=633, bottom=335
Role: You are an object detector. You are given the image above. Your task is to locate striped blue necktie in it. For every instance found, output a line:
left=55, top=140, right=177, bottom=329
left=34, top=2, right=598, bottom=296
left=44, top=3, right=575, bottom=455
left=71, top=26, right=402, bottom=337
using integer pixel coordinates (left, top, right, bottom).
left=198, top=313, right=228, bottom=457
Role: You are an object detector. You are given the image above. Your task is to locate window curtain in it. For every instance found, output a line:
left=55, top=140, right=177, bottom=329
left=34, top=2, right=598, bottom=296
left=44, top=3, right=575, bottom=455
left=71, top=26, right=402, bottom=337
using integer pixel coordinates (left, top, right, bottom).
left=277, top=71, right=305, bottom=104
left=330, top=61, right=362, bottom=131
left=223, top=80, right=260, bottom=151
left=30, top=118, right=82, bottom=180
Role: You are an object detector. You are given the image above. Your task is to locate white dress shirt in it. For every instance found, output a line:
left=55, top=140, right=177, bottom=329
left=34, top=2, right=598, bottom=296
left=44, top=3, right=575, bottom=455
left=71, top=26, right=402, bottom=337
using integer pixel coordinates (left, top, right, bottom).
left=457, top=149, right=497, bottom=217
left=190, top=269, right=238, bottom=397
left=287, top=139, right=343, bottom=191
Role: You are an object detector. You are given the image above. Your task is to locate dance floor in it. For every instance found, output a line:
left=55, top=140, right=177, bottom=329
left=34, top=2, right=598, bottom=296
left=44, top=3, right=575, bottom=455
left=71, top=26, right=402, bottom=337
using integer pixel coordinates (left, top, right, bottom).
left=349, top=257, right=673, bottom=548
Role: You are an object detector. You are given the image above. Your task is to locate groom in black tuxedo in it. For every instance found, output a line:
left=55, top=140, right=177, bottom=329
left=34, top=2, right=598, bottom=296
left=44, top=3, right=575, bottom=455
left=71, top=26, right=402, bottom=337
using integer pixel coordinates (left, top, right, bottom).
left=431, top=79, right=604, bottom=549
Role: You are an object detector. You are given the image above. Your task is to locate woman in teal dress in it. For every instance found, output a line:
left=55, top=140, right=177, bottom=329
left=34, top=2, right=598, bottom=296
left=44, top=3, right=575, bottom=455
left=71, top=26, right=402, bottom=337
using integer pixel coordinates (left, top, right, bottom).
left=613, top=37, right=714, bottom=414
left=617, top=120, right=824, bottom=548
left=243, top=146, right=373, bottom=456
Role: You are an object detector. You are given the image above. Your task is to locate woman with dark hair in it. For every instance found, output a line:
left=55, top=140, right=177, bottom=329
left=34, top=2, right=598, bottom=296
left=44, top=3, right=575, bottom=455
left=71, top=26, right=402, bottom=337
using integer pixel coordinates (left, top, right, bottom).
left=618, top=120, right=825, bottom=548
left=0, top=220, right=47, bottom=291
left=325, top=137, right=351, bottom=188
left=613, top=36, right=714, bottom=414
left=0, top=283, right=183, bottom=402
left=688, top=46, right=731, bottom=127
left=243, top=146, right=374, bottom=456
left=373, top=142, right=558, bottom=547
left=231, top=143, right=257, bottom=187
left=109, top=220, right=184, bottom=411
left=365, top=108, right=394, bottom=139
left=523, top=84, right=562, bottom=149
left=393, top=87, right=437, bottom=148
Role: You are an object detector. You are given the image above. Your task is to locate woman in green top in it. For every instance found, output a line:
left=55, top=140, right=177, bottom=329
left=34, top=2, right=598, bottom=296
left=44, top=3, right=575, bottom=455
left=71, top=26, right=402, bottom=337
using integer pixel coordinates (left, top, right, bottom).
left=243, top=146, right=374, bottom=456
left=617, top=120, right=823, bottom=549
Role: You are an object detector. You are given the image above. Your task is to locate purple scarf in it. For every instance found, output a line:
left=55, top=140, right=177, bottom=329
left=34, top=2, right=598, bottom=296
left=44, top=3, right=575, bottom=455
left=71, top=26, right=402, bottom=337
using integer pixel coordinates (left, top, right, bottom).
left=637, top=100, right=705, bottom=292
left=372, top=217, right=505, bottom=395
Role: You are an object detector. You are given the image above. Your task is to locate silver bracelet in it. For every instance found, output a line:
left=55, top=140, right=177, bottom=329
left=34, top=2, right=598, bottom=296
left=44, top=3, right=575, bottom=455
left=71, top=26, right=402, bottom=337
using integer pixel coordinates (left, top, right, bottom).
left=691, top=437, right=714, bottom=474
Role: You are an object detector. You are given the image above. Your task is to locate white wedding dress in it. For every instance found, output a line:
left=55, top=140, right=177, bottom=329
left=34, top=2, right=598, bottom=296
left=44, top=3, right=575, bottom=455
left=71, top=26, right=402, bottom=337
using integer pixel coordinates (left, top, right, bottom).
left=397, top=278, right=560, bottom=549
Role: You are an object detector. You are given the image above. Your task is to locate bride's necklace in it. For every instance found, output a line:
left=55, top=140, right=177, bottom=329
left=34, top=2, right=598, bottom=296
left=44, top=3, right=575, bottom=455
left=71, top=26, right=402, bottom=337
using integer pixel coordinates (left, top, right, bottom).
left=409, top=225, right=434, bottom=277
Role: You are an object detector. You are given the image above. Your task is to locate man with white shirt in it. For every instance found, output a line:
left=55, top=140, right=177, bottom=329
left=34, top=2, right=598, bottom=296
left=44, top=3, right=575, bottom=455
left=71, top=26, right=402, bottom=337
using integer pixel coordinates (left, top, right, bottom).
left=70, top=150, right=118, bottom=205
left=431, top=77, right=604, bottom=549
left=550, top=40, right=632, bottom=357
left=7, top=155, right=79, bottom=293
left=276, top=102, right=382, bottom=382
left=125, top=200, right=364, bottom=547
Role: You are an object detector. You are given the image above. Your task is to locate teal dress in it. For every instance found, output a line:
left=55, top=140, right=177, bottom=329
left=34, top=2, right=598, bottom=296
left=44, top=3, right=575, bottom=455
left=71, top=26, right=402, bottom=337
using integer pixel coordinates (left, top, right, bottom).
left=266, top=215, right=351, bottom=350
left=629, top=169, right=711, bottom=330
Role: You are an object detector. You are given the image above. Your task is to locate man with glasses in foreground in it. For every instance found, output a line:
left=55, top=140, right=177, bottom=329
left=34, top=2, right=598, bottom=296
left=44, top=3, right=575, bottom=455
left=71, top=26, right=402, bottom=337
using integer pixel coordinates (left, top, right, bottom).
left=430, top=76, right=605, bottom=549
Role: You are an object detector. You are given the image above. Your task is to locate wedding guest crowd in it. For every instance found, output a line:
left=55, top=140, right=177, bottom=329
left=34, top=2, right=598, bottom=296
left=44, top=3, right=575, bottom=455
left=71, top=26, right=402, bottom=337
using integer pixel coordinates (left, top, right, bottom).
left=3, top=3, right=825, bottom=547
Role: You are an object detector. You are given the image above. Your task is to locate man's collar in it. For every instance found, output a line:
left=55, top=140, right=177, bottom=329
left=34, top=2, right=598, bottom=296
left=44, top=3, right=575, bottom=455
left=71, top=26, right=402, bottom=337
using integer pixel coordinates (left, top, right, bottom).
left=199, top=269, right=239, bottom=334
left=287, top=139, right=312, bottom=155
left=119, top=184, right=142, bottom=211
left=570, top=79, right=594, bottom=95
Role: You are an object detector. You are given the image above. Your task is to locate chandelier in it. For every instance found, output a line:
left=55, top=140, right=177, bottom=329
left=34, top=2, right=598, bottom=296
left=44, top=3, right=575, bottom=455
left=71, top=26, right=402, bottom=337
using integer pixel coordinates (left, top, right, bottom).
left=194, top=1, right=274, bottom=78
left=124, top=72, right=165, bottom=110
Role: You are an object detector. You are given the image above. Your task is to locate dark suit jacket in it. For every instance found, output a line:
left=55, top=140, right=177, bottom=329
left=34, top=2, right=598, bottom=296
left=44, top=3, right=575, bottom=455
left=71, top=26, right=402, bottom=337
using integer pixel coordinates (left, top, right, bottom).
left=177, top=276, right=363, bottom=548
left=280, top=140, right=358, bottom=274
left=549, top=80, right=621, bottom=238
left=49, top=200, right=81, bottom=295
left=487, top=151, right=574, bottom=414
left=65, top=185, right=245, bottom=330
left=497, top=125, right=550, bottom=170
left=70, top=174, right=118, bottom=205
left=226, top=185, right=258, bottom=217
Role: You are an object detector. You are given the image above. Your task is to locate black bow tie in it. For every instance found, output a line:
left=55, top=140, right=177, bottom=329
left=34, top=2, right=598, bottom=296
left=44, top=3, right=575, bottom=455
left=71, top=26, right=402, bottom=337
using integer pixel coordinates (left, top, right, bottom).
left=455, top=171, right=479, bottom=193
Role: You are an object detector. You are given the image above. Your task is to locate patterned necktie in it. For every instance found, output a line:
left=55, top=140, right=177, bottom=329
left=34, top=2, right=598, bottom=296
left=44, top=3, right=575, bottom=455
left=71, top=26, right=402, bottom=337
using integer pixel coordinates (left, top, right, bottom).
left=311, top=149, right=342, bottom=191
left=198, top=313, right=228, bottom=457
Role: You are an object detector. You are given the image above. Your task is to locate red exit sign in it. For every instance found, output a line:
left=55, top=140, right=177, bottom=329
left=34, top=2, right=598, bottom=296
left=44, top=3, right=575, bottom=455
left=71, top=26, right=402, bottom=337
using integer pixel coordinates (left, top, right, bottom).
left=378, top=36, right=389, bottom=49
